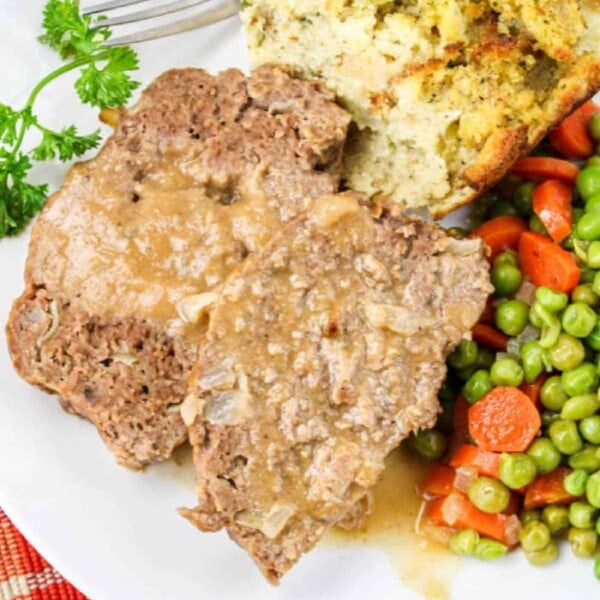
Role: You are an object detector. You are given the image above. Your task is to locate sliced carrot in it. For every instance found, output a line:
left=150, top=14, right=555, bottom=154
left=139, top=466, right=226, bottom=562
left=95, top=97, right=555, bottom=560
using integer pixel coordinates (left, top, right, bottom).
left=468, top=387, right=541, bottom=453
left=519, top=231, right=580, bottom=294
left=427, top=493, right=517, bottom=545
left=472, top=323, right=509, bottom=352
left=422, top=465, right=456, bottom=497
left=452, top=395, right=470, bottom=446
left=532, top=179, right=573, bottom=243
left=478, top=296, right=496, bottom=326
left=524, top=467, right=577, bottom=510
left=519, top=374, right=548, bottom=411
left=511, top=157, right=580, bottom=186
left=550, top=100, right=600, bottom=159
left=469, top=216, right=529, bottom=261
left=449, top=444, right=501, bottom=479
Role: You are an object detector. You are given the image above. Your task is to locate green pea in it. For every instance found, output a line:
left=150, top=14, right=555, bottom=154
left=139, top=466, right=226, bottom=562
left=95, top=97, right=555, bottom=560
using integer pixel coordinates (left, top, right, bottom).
left=568, top=527, right=598, bottom=558
left=491, top=264, right=522, bottom=297
left=561, top=394, right=600, bottom=420
left=524, top=540, right=559, bottom=566
left=586, top=193, right=600, bottom=214
left=476, top=347, right=495, bottom=370
left=549, top=419, right=583, bottom=455
left=588, top=241, right=600, bottom=269
left=490, top=358, right=524, bottom=387
left=577, top=166, right=600, bottom=202
left=594, top=556, right=600, bottom=581
left=408, top=429, right=447, bottom=462
left=519, top=521, right=551, bottom=553
left=447, top=227, right=467, bottom=239
left=581, top=267, right=597, bottom=284
left=549, top=333, right=585, bottom=372
left=569, top=446, right=600, bottom=471
left=562, top=303, right=598, bottom=338
left=472, top=538, right=508, bottom=561
left=493, top=250, right=519, bottom=268
left=542, top=505, right=570, bottom=535
left=521, top=341, right=548, bottom=384
left=449, top=529, right=479, bottom=556
left=586, top=471, right=600, bottom=508
left=578, top=212, right=600, bottom=241
left=529, top=214, right=549, bottom=235
left=580, top=416, right=600, bottom=444
left=540, top=376, right=569, bottom=411
left=489, top=200, right=519, bottom=218
left=561, top=362, right=598, bottom=396
left=586, top=317, right=600, bottom=351
left=542, top=410, right=561, bottom=428
left=527, top=438, right=562, bottom=474
left=499, top=453, right=537, bottom=489
left=588, top=157, right=600, bottom=168
left=531, top=304, right=562, bottom=349
left=564, top=469, right=589, bottom=496
left=467, top=477, right=511, bottom=514
left=572, top=284, right=600, bottom=308
left=596, top=515, right=600, bottom=535
left=590, top=114, right=600, bottom=142
left=495, top=299, right=529, bottom=337
left=514, top=182, right=535, bottom=217
left=562, top=234, right=575, bottom=250
left=463, top=370, right=492, bottom=405
left=536, top=287, right=569, bottom=313
left=569, top=502, right=598, bottom=529
left=448, top=340, right=479, bottom=370
left=593, top=272, right=600, bottom=297
left=520, top=509, right=542, bottom=525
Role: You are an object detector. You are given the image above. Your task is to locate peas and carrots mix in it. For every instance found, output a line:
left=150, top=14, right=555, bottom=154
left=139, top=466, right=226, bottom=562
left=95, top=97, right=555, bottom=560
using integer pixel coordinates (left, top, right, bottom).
left=409, top=101, right=600, bottom=579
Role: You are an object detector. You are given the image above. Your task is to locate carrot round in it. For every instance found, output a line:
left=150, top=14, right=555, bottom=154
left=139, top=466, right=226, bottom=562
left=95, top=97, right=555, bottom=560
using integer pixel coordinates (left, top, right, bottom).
left=550, top=101, right=600, bottom=159
left=472, top=323, right=509, bottom=352
left=519, top=231, right=580, bottom=294
left=468, top=387, right=541, bottom=453
left=524, top=467, right=577, bottom=509
left=449, top=444, right=501, bottom=479
left=519, top=374, right=548, bottom=410
left=532, top=179, right=573, bottom=243
left=511, top=157, right=580, bottom=186
left=469, top=216, right=528, bottom=261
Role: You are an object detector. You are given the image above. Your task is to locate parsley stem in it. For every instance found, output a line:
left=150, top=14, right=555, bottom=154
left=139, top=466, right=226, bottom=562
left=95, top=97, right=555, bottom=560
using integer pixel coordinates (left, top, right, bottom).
left=11, top=49, right=114, bottom=158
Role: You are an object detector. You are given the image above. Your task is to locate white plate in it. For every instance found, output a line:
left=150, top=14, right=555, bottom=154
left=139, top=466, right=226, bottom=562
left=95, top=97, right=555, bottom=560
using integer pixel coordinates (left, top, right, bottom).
left=0, top=2, right=598, bottom=599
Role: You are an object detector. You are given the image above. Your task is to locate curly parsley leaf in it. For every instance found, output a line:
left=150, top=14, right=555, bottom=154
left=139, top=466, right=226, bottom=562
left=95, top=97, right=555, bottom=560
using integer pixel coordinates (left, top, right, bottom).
left=0, top=0, right=139, bottom=237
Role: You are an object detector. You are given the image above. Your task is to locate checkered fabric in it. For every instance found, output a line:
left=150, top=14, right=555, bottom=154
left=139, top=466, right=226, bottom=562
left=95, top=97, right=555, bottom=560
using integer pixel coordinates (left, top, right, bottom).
left=0, top=509, right=87, bottom=600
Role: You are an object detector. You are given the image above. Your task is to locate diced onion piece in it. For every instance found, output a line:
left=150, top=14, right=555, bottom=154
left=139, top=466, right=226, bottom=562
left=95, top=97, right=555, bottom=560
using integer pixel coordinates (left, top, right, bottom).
left=197, top=365, right=236, bottom=391
left=176, top=292, right=217, bottom=325
left=364, top=303, right=436, bottom=335
left=203, top=390, right=251, bottom=425
left=111, top=353, right=138, bottom=366
left=235, top=503, right=297, bottom=539
left=506, top=324, right=540, bottom=356
left=37, top=300, right=59, bottom=346
left=514, top=279, right=537, bottom=305
left=180, top=394, right=201, bottom=426
left=453, top=465, right=477, bottom=493
left=504, top=514, right=522, bottom=547
left=445, top=237, right=482, bottom=256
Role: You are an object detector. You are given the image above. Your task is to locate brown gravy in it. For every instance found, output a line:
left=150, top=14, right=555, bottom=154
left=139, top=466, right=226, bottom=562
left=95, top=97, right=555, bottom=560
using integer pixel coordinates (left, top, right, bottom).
left=324, top=445, right=458, bottom=599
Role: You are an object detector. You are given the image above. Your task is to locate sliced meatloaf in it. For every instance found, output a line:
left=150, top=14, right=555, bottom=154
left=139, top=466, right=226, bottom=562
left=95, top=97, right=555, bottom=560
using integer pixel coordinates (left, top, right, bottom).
left=180, top=192, right=492, bottom=582
left=6, top=65, right=350, bottom=469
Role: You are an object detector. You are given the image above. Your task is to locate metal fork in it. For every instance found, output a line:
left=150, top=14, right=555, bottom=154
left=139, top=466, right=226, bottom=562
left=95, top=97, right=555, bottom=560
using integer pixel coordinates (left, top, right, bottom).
left=82, top=0, right=240, bottom=46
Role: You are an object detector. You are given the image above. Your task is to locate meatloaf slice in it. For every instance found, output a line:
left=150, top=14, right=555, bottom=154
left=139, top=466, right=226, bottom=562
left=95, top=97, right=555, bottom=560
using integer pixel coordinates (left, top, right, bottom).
left=180, top=192, right=492, bottom=581
left=6, top=65, right=350, bottom=469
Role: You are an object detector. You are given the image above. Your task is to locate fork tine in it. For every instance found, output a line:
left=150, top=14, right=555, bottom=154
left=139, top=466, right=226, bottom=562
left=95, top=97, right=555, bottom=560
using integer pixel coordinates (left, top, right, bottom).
left=92, top=0, right=211, bottom=28
left=82, top=0, right=147, bottom=16
left=105, top=0, right=239, bottom=46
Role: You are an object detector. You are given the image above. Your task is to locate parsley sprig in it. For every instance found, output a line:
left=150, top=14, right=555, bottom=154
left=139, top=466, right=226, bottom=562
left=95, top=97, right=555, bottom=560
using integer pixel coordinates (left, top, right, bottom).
left=0, top=0, right=140, bottom=237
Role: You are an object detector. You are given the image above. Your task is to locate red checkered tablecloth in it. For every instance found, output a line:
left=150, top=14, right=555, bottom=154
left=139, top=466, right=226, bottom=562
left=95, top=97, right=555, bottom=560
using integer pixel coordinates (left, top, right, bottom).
left=0, top=509, right=87, bottom=600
